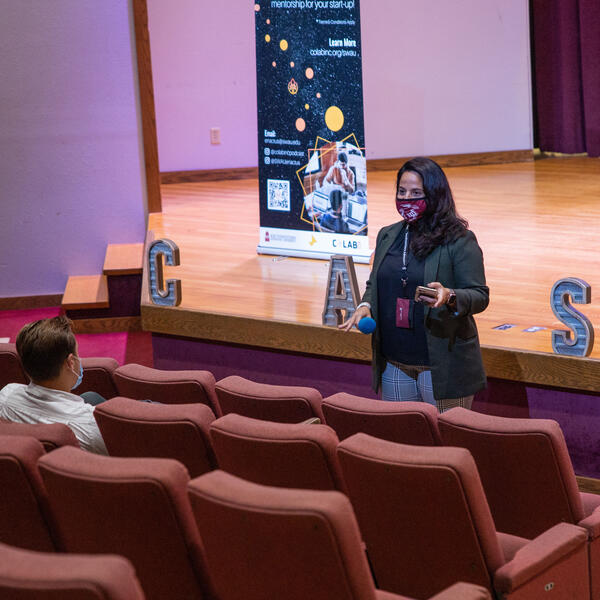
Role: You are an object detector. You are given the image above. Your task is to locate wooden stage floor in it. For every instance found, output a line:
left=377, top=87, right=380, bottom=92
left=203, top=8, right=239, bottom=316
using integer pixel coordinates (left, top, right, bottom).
left=142, top=157, right=600, bottom=392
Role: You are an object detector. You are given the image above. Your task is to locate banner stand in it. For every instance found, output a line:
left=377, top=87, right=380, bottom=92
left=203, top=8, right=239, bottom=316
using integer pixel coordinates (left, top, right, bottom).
left=254, top=0, right=370, bottom=263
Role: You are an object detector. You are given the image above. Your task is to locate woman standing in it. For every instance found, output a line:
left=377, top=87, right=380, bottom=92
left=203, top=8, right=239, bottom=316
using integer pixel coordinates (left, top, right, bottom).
left=340, top=157, right=489, bottom=412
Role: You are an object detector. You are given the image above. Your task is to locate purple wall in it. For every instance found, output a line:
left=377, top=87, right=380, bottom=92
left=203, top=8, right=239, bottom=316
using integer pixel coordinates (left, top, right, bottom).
left=147, top=0, right=257, bottom=173
left=361, top=0, right=532, bottom=159
left=152, top=333, right=378, bottom=400
left=475, top=379, right=600, bottom=480
left=0, top=1, right=147, bottom=297
left=148, top=0, right=532, bottom=171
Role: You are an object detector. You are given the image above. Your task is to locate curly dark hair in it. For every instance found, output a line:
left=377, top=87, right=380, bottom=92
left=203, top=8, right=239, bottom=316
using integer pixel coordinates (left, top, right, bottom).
left=396, top=157, right=468, bottom=259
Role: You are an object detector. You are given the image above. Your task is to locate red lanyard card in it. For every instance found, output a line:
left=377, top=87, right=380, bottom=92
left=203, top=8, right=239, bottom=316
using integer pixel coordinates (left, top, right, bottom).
left=396, top=298, right=413, bottom=328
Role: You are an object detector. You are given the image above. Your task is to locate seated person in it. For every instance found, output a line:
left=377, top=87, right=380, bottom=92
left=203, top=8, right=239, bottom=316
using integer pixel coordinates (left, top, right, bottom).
left=320, top=189, right=350, bottom=234
left=324, top=152, right=355, bottom=193
left=0, top=316, right=108, bottom=454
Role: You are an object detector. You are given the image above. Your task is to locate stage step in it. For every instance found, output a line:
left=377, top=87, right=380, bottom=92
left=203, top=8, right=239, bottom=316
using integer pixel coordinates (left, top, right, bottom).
left=102, top=243, right=144, bottom=276
left=61, top=275, right=110, bottom=310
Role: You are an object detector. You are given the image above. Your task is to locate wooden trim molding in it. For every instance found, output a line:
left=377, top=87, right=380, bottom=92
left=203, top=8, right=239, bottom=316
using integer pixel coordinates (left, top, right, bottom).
left=576, top=475, right=600, bottom=495
left=132, top=0, right=162, bottom=213
left=70, top=316, right=142, bottom=334
left=159, top=150, right=534, bottom=184
left=141, top=304, right=373, bottom=362
left=161, top=167, right=259, bottom=185
left=140, top=229, right=155, bottom=305
left=367, top=149, right=534, bottom=171
left=0, top=295, right=63, bottom=311
left=480, top=346, right=600, bottom=393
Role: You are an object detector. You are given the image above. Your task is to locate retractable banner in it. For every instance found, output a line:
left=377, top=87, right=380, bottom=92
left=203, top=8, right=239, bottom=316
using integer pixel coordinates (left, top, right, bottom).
left=255, top=0, right=370, bottom=262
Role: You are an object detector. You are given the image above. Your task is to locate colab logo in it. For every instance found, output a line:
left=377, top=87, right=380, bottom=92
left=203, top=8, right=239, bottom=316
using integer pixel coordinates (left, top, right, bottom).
left=332, top=238, right=359, bottom=249
left=288, top=78, right=298, bottom=95
left=265, top=231, right=270, bottom=242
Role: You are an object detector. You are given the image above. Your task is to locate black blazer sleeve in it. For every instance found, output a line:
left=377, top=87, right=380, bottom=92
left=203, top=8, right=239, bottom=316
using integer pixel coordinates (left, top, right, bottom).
left=449, top=230, right=489, bottom=317
left=361, top=226, right=389, bottom=307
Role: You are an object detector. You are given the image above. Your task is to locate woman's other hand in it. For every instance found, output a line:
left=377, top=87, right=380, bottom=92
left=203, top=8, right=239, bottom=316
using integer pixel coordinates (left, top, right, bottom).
left=426, top=282, right=452, bottom=308
left=338, top=304, right=371, bottom=332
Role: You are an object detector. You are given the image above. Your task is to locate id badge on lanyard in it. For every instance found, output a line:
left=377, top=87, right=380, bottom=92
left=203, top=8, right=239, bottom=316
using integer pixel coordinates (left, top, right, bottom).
left=396, top=229, right=413, bottom=329
left=396, top=298, right=412, bottom=328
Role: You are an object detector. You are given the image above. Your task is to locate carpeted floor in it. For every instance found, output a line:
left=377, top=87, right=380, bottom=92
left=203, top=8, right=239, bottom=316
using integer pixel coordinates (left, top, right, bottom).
left=0, top=308, right=153, bottom=367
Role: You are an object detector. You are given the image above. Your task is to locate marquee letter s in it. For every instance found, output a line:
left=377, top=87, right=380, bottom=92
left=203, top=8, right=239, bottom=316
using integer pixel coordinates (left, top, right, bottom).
left=550, top=278, right=594, bottom=357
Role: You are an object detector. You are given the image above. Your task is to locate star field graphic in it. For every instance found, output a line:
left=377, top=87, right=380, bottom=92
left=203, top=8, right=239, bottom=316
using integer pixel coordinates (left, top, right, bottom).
left=255, top=1, right=369, bottom=259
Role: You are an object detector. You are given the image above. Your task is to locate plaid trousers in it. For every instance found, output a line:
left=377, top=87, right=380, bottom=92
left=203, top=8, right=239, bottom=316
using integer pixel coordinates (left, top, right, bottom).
left=381, top=361, right=473, bottom=413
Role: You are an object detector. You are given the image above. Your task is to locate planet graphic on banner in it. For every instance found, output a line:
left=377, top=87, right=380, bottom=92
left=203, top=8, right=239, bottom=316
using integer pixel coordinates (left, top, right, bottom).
left=325, top=106, right=344, bottom=132
left=288, top=78, right=298, bottom=94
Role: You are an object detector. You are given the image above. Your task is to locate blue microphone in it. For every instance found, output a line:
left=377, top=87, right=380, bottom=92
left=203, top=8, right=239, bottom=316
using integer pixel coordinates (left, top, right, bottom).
left=357, top=317, right=376, bottom=334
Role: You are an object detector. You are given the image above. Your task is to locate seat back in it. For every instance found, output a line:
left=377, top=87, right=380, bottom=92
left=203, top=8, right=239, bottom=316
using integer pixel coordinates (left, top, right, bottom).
left=0, top=541, right=145, bottom=600
left=38, top=447, right=212, bottom=600
left=0, top=345, right=119, bottom=401
left=94, top=397, right=216, bottom=477
left=0, top=436, right=56, bottom=551
left=0, top=421, right=78, bottom=451
left=322, top=392, right=442, bottom=444
left=215, top=375, right=324, bottom=423
left=113, top=364, right=221, bottom=414
left=210, top=413, right=345, bottom=491
left=0, top=343, right=27, bottom=388
left=438, top=407, right=584, bottom=538
left=337, top=433, right=503, bottom=598
left=188, top=470, right=378, bottom=600
left=78, top=357, right=119, bottom=399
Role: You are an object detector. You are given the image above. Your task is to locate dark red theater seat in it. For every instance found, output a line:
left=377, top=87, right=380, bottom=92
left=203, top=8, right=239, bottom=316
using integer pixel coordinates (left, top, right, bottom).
left=0, top=541, right=145, bottom=599
left=215, top=375, right=323, bottom=422
left=94, top=396, right=216, bottom=477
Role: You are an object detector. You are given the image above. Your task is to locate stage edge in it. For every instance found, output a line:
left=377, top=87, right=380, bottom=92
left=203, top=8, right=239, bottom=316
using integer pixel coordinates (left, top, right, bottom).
left=141, top=304, right=600, bottom=393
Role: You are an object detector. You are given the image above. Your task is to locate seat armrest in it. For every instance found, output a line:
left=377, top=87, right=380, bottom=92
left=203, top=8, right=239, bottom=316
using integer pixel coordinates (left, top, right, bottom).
left=81, top=357, right=119, bottom=371
left=429, top=582, right=491, bottom=600
left=579, top=505, right=600, bottom=539
left=375, top=591, right=413, bottom=600
left=375, top=583, right=492, bottom=600
left=300, top=417, right=321, bottom=425
left=494, top=522, right=588, bottom=593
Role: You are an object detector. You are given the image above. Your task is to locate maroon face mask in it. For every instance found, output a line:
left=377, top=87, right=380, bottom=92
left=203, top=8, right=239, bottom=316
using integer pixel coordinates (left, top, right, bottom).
left=396, top=198, right=427, bottom=222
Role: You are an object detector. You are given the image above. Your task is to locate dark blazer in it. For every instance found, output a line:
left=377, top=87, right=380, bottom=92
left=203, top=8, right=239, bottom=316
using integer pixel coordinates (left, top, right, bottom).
left=362, top=221, right=489, bottom=400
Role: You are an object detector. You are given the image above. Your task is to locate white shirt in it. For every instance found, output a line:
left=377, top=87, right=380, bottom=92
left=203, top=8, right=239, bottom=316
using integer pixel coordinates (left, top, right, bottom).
left=0, top=382, right=108, bottom=455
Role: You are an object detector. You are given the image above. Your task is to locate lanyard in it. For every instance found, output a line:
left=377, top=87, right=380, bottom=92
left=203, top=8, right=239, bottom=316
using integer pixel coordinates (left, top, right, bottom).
left=401, top=228, right=409, bottom=290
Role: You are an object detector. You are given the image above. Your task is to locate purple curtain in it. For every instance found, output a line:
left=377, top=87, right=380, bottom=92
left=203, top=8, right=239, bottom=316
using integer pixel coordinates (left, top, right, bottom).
left=532, top=0, right=600, bottom=156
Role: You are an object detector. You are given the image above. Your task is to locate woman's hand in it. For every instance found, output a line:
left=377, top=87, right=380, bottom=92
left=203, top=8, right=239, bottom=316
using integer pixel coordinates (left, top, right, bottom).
left=338, top=304, right=371, bottom=332
left=424, top=282, right=452, bottom=308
